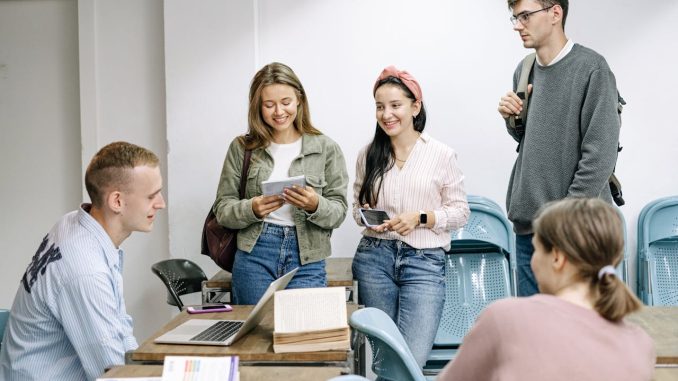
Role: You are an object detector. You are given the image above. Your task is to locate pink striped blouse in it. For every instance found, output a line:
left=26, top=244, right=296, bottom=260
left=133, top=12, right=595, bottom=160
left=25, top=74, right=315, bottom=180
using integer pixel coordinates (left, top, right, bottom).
left=352, top=133, right=470, bottom=250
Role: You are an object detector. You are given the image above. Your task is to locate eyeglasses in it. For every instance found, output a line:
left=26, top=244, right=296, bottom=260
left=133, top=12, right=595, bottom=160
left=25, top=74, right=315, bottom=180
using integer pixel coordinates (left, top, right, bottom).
left=510, top=5, right=555, bottom=26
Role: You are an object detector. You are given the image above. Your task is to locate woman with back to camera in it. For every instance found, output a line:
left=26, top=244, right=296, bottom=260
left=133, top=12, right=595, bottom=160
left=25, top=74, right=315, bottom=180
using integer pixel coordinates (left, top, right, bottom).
left=438, top=198, right=655, bottom=381
left=351, top=65, right=470, bottom=367
left=213, top=62, right=349, bottom=305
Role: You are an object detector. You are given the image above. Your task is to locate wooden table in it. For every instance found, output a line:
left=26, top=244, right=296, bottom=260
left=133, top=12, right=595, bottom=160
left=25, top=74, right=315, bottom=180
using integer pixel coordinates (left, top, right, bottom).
left=130, top=304, right=364, bottom=375
left=202, top=257, right=357, bottom=304
left=627, top=307, right=678, bottom=365
left=102, top=365, right=348, bottom=379
left=654, top=368, right=678, bottom=381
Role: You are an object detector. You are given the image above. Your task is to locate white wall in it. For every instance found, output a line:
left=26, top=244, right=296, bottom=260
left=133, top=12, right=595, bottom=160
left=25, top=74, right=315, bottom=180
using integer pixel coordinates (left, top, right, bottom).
left=164, top=0, right=255, bottom=273
left=0, top=0, right=81, bottom=308
left=78, top=0, right=172, bottom=339
left=165, top=0, right=678, bottom=292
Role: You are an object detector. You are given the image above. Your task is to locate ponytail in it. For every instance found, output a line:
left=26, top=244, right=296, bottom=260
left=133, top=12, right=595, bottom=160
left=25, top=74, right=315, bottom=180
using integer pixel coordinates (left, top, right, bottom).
left=534, top=198, right=643, bottom=322
left=594, top=272, right=642, bottom=322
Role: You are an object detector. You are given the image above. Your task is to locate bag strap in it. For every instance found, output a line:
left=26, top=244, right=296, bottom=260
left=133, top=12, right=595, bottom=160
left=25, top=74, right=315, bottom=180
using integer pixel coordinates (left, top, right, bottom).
left=238, top=149, right=252, bottom=199
left=508, top=53, right=536, bottom=131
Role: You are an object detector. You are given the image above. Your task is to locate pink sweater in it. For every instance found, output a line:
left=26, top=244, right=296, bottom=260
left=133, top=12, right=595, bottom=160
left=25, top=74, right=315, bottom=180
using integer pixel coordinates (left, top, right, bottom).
left=438, top=295, right=655, bottom=381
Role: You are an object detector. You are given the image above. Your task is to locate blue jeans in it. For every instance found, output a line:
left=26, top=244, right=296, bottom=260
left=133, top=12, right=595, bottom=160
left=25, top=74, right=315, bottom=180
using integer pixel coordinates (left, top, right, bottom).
left=516, top=233, right=538, bottom=296
left=352, top=237, right=445, bottom=368
left=231, top=223, right=327, bottom=305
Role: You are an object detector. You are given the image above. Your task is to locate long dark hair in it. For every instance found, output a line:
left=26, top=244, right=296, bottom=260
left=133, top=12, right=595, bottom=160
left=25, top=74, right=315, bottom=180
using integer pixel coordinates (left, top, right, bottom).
left=358, top=77, right=427, bottom=207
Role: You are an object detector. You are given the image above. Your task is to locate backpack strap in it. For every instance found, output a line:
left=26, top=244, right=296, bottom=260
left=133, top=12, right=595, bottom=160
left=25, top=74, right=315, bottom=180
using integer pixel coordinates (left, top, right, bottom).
left=508, top=53, right=536, bottom=133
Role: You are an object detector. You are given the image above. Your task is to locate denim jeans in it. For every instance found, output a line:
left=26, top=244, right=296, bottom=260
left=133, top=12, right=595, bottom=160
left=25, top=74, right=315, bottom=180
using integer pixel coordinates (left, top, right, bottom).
left=516, top=233, right=538, bottom=297
left=231, top=223, right=327, bottom=305
left=352, top=237, right=445, bottom=368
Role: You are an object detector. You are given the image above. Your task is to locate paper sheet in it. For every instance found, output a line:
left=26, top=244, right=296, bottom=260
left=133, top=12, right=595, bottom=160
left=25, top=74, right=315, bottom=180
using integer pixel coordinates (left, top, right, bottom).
left=274, top=287, right=348, bottom=333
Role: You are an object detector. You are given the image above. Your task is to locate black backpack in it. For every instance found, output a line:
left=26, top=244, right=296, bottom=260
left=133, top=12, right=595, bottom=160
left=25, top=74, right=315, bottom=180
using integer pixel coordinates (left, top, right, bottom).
left=508, top=53, right=625, bottom=206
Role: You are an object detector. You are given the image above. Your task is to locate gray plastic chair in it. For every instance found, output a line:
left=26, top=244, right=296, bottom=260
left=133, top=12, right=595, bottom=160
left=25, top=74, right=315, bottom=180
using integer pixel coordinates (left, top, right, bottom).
left=637, top=196, right=678, bottom=305
left=151, top=259, right=208, bottom=310
left=349, top=307, right=426, bottom=381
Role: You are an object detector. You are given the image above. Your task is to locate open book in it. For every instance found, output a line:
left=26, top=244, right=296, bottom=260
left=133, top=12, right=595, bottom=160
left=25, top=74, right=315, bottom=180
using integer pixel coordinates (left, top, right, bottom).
left=273, top=287, right=351, bottom=353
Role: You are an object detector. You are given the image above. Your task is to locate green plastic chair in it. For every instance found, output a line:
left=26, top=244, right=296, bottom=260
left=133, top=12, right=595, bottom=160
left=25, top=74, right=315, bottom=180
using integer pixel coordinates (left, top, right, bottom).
left=151, top=259, right=207, bottom=310
left=349, top=307, right=426, bottom=381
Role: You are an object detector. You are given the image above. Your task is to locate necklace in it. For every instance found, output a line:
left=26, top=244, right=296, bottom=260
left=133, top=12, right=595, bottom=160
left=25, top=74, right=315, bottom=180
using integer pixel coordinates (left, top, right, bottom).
left=394, top=133, right=420, bottom=164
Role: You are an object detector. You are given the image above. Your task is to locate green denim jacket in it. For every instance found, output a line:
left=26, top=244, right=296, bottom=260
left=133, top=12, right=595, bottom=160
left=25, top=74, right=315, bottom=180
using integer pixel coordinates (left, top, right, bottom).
left=213, top=134, right=349, bottom=265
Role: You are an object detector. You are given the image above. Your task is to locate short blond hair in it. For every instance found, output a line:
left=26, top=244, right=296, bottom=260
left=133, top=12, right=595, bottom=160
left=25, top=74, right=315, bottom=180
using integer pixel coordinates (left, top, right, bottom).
left=85, top=141, right=159, bottom=207
left=533, top=198, right=641, bottom=322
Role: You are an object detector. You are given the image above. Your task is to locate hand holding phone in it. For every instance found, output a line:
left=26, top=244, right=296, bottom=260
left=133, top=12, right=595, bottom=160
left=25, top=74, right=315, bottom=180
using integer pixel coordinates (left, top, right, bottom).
left=186, top=303, right=233, bottom=314
left=359, top=208, right=390, bottom=227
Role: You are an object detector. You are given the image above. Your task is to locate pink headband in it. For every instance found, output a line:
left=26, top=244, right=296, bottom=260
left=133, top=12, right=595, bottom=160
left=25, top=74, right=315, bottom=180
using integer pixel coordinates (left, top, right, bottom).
left=373, top=65, right=423, bottom=101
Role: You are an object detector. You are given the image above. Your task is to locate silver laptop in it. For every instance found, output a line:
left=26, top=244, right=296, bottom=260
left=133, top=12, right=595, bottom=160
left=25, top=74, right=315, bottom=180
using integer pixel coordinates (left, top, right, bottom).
left=154, top=267, right=298, bottom=346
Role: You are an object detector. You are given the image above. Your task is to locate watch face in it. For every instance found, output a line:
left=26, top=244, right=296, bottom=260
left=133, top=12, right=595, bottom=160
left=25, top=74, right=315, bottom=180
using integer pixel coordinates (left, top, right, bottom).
left=420, top=213, right=427, bottom=224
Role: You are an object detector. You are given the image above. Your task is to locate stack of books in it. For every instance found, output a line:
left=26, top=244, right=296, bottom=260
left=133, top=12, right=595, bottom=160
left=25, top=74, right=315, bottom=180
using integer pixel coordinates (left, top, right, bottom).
left=273, top=287, right=351, bottom=353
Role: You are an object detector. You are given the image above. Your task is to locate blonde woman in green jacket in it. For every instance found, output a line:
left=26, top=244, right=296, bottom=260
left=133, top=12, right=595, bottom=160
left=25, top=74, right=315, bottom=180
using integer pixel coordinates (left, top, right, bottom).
left=213, top=62, right=349, bottom=305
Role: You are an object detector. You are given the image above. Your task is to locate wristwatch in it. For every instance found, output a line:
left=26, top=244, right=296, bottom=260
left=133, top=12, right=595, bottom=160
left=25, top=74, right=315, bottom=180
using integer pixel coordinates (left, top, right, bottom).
left=419, top=210, right=427, bottom=226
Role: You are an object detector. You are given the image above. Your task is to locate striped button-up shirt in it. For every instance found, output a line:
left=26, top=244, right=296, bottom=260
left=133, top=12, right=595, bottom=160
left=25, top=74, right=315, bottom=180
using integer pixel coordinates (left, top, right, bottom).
left=353, top=133, right=470, bottom=250
left=0, top=204, right=137, bottom=381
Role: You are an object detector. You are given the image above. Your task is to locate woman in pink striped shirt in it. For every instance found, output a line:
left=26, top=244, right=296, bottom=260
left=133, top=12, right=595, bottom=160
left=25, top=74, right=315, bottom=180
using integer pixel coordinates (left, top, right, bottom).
left=351, top=65, right=470, bottom=367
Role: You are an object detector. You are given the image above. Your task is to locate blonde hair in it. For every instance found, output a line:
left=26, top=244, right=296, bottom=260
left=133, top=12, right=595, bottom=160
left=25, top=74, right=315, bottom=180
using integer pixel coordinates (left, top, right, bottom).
left=242, top=62, right=321, bottom=150
left=85, top=141, right=159, bottom=207
left=533, top=198, right=641, bottom=322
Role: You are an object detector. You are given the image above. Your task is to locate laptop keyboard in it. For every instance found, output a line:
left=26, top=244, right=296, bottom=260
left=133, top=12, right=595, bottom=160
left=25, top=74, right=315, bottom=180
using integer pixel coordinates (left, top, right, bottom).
left=190, top=321, right=244, bottom=342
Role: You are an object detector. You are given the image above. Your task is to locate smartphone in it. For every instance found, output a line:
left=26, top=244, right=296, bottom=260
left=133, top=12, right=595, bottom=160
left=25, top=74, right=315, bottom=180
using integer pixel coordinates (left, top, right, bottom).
left=359, top=208, right=390, bottom=227
left=186, top=303, right=233, bottom=314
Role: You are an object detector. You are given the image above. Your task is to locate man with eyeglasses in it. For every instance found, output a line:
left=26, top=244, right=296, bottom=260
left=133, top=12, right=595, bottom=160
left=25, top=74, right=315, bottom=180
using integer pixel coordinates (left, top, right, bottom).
left=497, top=0, right=621, bottom=297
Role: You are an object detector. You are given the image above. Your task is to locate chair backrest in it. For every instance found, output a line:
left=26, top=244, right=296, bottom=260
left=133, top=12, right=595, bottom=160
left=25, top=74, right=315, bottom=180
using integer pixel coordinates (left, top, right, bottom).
left=349, top=308, right=426, bottom=381
left=637, top=197, right=678, bottom=305
left=434, top=252, right=511, bottom=347
left=450, top=199, right=516, bottom=295
left=0, top=309, right=9, bottom=349
left=151, top=259, right=207, bottom=310
left=466, top=195, right=503, bottom=213
left=450, top=201, right=513, bottom=256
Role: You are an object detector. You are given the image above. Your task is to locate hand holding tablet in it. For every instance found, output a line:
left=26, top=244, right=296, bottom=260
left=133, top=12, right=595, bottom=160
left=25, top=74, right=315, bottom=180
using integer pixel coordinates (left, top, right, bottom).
left=261, top=175, right=306, bottom=196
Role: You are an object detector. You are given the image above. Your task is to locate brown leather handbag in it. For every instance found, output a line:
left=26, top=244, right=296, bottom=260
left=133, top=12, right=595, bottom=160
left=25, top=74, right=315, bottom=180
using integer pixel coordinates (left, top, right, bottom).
left=201, top=149, right=252, bottom=272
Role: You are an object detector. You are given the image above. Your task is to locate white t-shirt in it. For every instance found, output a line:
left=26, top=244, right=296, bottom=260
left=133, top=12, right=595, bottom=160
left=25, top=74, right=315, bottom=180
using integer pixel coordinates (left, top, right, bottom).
left=264, top=139, right=302, bottom=226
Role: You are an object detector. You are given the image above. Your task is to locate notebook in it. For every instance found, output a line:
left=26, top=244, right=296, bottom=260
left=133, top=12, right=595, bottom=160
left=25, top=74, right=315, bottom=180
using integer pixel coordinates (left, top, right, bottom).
left=154, top=267, right=298, bottom=346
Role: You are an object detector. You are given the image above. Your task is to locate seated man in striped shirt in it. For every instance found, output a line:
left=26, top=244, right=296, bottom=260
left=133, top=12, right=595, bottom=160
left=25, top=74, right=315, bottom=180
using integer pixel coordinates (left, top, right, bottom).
left=0, top=141, right=166, bottom=381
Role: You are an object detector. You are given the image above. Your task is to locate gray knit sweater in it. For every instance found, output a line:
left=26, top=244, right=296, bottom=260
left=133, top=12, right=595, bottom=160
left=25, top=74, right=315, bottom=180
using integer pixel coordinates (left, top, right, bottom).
left=505, top=44, right=620, bottom=234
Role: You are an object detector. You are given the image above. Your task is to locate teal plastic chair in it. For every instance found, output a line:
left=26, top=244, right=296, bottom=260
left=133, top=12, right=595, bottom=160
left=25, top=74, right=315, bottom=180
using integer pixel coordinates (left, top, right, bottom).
left=349, top=307, right=426, bottom=381
left=0, top=309, right=9, bottom=350
left=151, top=259, right=208, bottom=310
left=637, top=196, right=678, bottom=305
left=425, top=196, right=514, bottom=376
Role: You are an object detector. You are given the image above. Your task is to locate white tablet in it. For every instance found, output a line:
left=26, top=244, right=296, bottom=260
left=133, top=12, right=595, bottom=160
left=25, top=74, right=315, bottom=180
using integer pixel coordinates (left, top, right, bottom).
left=261, top=175, right=306, bottom=196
